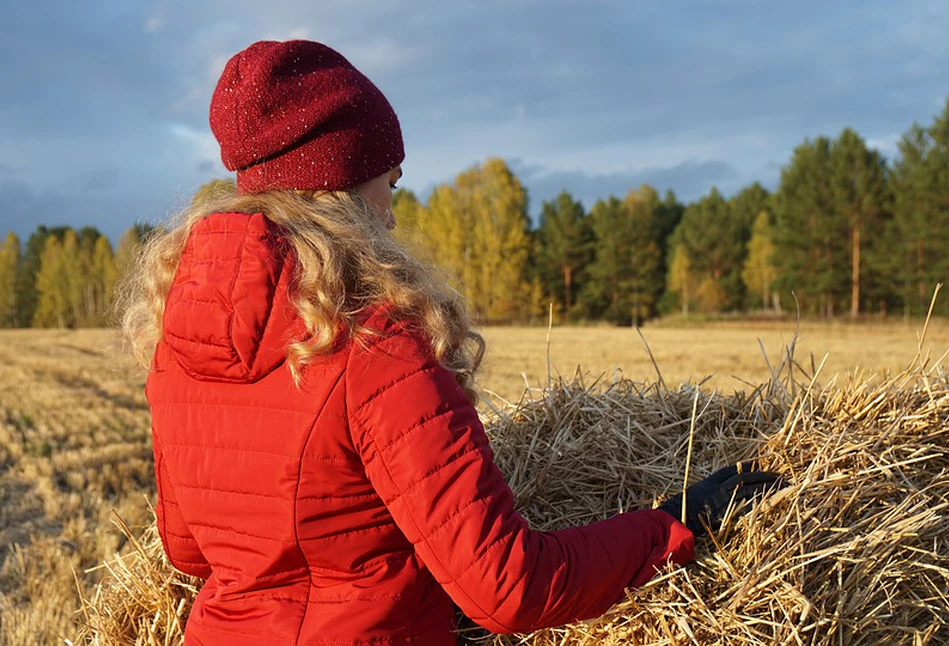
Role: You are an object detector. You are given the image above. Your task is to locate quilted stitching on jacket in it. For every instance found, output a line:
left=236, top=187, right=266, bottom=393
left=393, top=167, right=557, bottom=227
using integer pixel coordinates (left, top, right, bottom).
left=145, top=212, right=695, bottom=645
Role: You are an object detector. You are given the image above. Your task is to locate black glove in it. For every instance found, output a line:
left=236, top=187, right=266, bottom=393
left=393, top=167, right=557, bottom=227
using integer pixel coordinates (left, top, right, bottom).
left=658, top=461, right=785, bottom=538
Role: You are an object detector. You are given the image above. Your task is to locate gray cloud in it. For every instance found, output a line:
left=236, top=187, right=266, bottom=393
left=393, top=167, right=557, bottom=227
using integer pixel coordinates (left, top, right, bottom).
left=414, top=157, right=747, bottom=225
left=0, top=176, right=71, bottom=242
left=1, top=0, right=947, bottom=239
left=510, top=158, right=741, bottom=221
left=79, top=168, right=119, bottom=193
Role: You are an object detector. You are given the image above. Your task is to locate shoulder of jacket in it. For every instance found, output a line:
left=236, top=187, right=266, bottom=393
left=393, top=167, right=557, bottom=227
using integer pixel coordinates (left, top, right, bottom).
left=345, top=304, right=432, bottom=372
left=357, top=303, right=431, bottom=347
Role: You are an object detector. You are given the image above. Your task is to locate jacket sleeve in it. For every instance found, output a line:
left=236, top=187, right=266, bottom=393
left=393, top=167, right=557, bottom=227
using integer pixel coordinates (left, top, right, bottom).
left=152, top=429, right=213, bottom=579
left=346, top=323, right=694, bottom=635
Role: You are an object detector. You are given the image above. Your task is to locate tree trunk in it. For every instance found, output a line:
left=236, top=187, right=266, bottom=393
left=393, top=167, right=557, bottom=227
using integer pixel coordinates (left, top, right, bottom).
left=917, top=239, right=926, bottom=313
left=850, top=223, right=860, bottom=317
left=563, top=265, right=572, bottom=315
left=85, top=282, right=95, bottom=327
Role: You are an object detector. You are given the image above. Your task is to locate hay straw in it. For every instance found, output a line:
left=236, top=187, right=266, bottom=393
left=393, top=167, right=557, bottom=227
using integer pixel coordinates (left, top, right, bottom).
left=681, top=387, right=699, bottom=526
left=73, top=305, right=949, bottom=645
left=452, top=352, right=949, bottom=646
left=71, top=505, right=202, bottom=645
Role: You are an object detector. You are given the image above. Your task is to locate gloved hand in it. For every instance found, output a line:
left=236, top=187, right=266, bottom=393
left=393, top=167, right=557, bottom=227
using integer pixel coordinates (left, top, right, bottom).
left=658, top=461, right=785, bottom=538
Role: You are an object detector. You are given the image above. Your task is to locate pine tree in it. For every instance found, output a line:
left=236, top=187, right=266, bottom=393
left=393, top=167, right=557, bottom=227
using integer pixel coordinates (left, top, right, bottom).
left=729, top=182, right=771, bottom=233
left=656, top=189, right=685, bottom=251
left=927, top=96, right=949, bottom=291
left=655, top=190, right=683, bottom=299
left=0, top=232, right=20, bottom=327
left=669, top=187, right=745, bottom=311
left=889, top=99, right=949, bottom=317
left=774, top=137, right=843, bottom=317
left=728, top=182, right=771, bottom=308
left=584, top=197, right=625, bottom=322
left=538, top=190, right=587, bottom=317
left=830, top=128, right=889, bottom=316
left=584, top=187, right=661, bottom=325
left=888, top=123, right=932, bottom=315
left=622, top=185, right=662, bottom=325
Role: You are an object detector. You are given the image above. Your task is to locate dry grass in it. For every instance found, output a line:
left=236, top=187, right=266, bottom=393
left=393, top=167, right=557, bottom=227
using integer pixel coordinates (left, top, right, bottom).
left=479, top=318, right=949, bottom=405
left=455, top=361, right=949, bottom=644
left=2, top=320, right=949, bottom=644
left=69, top=511, right=202, bottom=645
left=72, top=313, right=949, bottom=645
left=0, top=329, right=154, bottom=645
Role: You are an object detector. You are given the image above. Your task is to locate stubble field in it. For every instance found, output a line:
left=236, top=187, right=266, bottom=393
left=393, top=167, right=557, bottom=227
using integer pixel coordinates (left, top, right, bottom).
left=479, top=319, right=949, bottom=403
left=1, top=320, right=948, bottom=644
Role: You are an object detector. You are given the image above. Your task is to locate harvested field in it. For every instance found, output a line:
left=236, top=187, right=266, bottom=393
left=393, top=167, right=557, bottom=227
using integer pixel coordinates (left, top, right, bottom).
left=77, top=318, right=949, bottom=645
left=0, top=320, right=948, bottom=644
left=0, top=329, right=153, bottom=645
left=479, top=318, right=949, bottom=404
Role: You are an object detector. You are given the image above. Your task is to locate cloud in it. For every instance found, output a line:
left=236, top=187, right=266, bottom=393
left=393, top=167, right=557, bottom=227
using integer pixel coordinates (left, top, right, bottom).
left=508, top=158, right=740, bottom=220
left=2, top=0, right=949, bottom=242
left=414, top=156, right=741, bottom=224
left=168, top=123, right=223, bottom=167
left=0, top=175, right=71, bottom=241
left=866, top=134, right=902, bottom=159
left=79, top=167, right=119, bottom=192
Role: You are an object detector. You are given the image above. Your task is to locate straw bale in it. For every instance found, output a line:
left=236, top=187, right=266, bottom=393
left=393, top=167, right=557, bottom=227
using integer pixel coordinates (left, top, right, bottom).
left=69, top=513, right=201, bottom=645
left=73, top=357, right=949, bottom=645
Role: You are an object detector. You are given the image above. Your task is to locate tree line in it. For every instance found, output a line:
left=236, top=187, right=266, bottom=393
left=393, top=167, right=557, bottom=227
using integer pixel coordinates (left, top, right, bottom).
left=393, top=96, right=949, bottom=324
left=3, top=96, right=948, bottom=329
left=0, top=225, right=151, bottom=328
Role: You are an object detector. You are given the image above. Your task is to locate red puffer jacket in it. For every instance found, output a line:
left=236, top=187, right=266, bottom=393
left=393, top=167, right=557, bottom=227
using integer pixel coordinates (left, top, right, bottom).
left=145, top=211, right=695, bottom=645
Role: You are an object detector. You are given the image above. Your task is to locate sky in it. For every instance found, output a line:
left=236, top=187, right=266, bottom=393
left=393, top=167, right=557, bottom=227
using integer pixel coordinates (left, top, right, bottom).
left=1, top=0, right=948, bottom=246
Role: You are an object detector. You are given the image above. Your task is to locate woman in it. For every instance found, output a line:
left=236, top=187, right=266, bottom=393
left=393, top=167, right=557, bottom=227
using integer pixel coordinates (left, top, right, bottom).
left=117, top=39, right=780, bottom=645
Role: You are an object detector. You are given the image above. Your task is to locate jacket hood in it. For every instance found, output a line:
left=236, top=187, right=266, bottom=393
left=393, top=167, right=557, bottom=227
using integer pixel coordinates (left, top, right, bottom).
left=161, top=211, right=308, bottom=383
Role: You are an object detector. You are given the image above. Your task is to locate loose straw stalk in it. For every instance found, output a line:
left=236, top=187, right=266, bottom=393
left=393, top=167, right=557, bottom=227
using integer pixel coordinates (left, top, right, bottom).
left=681, top=387, right=700, bottom=526
left=74, top=311, right=949, bottom=646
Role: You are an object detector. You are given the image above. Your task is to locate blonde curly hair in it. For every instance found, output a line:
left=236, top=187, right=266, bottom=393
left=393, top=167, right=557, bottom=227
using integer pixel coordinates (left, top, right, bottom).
left=110, top=184, right=485, bottom=405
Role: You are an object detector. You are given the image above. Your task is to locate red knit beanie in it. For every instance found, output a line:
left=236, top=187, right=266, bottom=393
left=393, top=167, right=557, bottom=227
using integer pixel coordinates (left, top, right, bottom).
left=209, top=40, right=405, bottom=194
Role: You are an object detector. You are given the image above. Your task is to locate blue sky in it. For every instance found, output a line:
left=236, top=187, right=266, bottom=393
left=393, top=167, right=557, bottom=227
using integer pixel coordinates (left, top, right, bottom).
left=1, top=0, right=948, bottom=245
